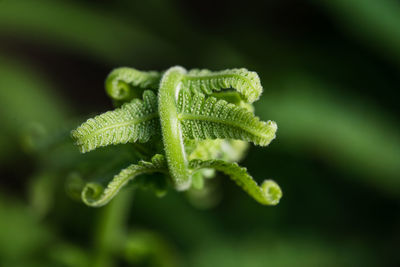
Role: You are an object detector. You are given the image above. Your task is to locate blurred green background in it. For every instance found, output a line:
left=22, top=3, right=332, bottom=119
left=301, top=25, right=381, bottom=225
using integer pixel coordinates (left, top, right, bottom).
left=0, top=0, right=399, bottom=266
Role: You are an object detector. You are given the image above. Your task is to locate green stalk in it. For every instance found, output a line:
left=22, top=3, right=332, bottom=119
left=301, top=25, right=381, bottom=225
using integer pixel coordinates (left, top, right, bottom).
left=158, top=66, right=191, bottom=190
left=91, top=189, right=133, bottom=267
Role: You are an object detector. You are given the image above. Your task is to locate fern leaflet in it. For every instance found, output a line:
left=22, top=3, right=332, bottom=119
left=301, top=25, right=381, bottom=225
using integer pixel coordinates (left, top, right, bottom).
left=71, top=90, right=159, bottom=153
left=82, top=154, right=166, bottom=207
left=182, top=68, right=262, bottom=103
left=189, top=159, right=282, bottom=205
left=177, top=89, right=277, bottom=146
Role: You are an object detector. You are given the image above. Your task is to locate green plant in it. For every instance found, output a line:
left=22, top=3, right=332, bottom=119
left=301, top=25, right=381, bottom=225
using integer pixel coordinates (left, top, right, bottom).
left=71, top=66, right=281, bottom=207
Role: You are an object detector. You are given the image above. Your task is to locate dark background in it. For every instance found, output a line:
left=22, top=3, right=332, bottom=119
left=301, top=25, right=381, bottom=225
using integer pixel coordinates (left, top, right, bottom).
left=0, top=0, right=399, bottom=266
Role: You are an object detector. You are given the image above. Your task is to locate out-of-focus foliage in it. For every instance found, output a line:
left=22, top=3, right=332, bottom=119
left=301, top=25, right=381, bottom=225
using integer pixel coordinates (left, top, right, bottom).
left=0, top=0, right=399, bottom=266
left=314, top=0, right=400, bottom=65
left=260, top=75, right=400, bottom=193
left=0, top=56, right=69, bottom=161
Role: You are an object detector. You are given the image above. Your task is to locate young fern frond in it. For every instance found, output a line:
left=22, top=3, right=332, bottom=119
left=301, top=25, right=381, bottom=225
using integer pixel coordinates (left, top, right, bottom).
left=177, top=89, right=277, bottom=146
left=71, top=90, right=159, bottom=153
left=182, top=68, right=263, bottom=103
left=189, top=159, right=282, bottom=205
left=105, top=67, right=161, bottom=101
left=82, top=154, right=166, bottom=207
left=72, top=65, right=282, bottom=208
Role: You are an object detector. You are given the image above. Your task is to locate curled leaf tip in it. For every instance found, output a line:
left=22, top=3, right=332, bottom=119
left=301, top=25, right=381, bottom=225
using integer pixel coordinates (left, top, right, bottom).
left=189, top=159, right=282, bottom=206
left=261, top=180, right=282, bottom=206
left=81, top=155, right=166, bottom=207
left=81, top=183, right=105, bottom=207
left=105, top=67, right=161, bottom=101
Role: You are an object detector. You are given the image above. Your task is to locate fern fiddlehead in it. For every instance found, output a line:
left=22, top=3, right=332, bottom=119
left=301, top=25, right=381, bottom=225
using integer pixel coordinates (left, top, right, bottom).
left=71, top=66, right=282, bottom=207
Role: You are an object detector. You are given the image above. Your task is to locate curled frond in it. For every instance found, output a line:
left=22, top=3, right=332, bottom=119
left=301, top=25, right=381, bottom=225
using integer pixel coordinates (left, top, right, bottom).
left=72, top=65, right=282, bottom=208
left=182, top=68, right=262, bottom=103
left=158, top=66, right=192, bottom=191
left=105, top=67, right=161, bottom=101
left=177, top=89, right=277, bottom=146
left=82, top=154, right=166, bottom=207
left=189, top=159, right=282, bottom=205
left=71, top=90, right=159, bottom=153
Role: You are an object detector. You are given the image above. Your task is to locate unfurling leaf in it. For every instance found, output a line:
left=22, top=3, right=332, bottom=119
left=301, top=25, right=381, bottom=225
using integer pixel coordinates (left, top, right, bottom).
left=189, top=159, right=282, bottom=205
left=82, top=154, right=166, bottom=207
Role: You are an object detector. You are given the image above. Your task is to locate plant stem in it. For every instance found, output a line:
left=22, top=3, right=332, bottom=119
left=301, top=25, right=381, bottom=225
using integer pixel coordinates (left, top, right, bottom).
left=158, top=66, right=191, bottom=190
left=91, top=189, right=133, bottom=267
